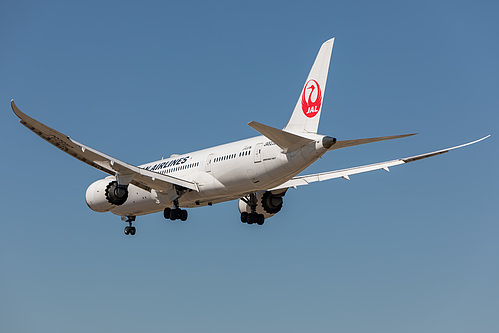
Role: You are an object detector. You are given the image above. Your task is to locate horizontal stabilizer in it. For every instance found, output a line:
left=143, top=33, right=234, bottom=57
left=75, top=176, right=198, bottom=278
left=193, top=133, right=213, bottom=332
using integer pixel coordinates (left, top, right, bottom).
left=329, top=133, right=417, bottom=150
left=248, top=121, right=315, bottom=153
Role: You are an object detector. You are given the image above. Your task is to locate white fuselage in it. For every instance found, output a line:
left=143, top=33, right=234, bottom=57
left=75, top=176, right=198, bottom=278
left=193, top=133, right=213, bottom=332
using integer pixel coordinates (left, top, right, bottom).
left=109, top=134, right=328, bottom=216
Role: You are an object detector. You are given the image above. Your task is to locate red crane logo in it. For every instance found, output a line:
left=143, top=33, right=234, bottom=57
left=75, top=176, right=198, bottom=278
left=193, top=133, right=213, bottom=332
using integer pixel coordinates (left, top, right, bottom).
left=301, top=79, right=322, bottom=118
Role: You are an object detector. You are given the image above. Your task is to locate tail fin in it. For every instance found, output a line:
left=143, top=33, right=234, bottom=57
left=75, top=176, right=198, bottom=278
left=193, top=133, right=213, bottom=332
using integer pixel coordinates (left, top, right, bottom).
left=284, top=38, right=335, bottom=134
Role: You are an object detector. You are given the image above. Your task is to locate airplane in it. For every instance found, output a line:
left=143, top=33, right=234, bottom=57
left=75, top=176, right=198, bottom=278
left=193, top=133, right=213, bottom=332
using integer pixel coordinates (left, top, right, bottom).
left=11, top=38, right=489, bottom=236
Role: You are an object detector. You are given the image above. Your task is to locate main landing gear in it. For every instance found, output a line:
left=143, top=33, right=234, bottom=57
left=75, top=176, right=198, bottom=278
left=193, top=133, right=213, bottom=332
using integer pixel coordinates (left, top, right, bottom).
left=163, top=199, right=188, bottom=221
left=241, top=212, right=265, bottom=225
left=240, top=193, right=265, bottom=226
left=122, top=216, right=136, bottom=236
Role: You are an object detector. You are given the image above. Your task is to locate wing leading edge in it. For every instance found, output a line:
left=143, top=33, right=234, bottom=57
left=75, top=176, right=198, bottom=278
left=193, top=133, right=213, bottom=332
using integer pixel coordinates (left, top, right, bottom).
left=11, top=100, right=199, bottom=192
left=270, top=135, right=490, bottom=191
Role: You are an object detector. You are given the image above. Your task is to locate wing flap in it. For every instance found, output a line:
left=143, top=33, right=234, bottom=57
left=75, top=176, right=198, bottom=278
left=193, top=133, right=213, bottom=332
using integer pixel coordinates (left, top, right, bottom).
left=11, top=100, right=199, bottom=192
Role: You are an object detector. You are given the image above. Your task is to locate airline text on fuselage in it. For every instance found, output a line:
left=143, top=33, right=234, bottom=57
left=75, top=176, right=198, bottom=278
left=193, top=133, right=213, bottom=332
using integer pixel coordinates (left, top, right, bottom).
left=144, top=156, right=190, bottom=171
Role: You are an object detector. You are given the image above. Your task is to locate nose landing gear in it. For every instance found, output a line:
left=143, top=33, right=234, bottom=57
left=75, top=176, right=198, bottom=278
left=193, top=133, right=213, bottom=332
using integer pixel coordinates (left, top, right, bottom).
left=122, top=216, right=136, bottom=236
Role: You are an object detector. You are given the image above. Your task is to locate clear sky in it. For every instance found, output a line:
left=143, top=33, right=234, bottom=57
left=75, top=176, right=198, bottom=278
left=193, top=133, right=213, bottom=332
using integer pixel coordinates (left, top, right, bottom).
left=1, top=1, right=498, bottom=332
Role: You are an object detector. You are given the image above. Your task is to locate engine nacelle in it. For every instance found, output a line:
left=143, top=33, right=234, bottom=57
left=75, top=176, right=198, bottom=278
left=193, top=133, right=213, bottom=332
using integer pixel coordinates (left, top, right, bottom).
left=238, top=191, right=284, bottom=219
left=85, top=178, right=129, bottom=213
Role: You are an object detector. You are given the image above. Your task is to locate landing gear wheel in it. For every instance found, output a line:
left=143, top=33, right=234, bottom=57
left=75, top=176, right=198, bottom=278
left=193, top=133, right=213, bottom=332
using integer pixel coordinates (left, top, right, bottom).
left=243, top=213, right=265, bottom=225
left=241, top=193, right=266, bottom=225
left=241, top=212, right=248, bottom=223
left=124, top=226, right=136, bottom=235
left=170, top=209, right=179, bottom=220
left=180, top=209, right=188, bottom=221
left=122, top=216, right=136, bottom=236
left=165, top=206, right=188, bottom=222
left=163, top=208, right=171, bottom=220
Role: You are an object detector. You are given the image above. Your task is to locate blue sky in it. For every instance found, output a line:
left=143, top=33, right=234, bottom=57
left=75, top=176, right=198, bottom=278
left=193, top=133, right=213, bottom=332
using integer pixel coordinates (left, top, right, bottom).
left=1, top=1, right=498, bottom=332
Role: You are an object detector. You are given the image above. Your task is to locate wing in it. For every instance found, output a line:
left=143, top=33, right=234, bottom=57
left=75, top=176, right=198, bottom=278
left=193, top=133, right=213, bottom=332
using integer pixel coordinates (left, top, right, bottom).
left=11, top=100, right=199, bottom=193
left=270, top=135, right=490, bottom=191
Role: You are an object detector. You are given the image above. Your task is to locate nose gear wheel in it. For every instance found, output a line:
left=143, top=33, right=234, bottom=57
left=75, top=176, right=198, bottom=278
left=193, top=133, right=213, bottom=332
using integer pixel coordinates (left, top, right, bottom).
left=122, top=216, right=136, bottom=236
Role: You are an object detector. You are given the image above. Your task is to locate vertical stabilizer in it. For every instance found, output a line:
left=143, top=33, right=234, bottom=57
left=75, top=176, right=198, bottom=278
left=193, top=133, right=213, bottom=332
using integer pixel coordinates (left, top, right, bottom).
left=284, top=38, right=334, bottom=134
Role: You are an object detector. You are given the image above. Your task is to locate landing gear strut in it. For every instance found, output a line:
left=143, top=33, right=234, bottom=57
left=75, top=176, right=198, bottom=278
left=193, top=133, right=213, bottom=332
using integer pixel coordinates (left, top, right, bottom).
left=122, top=216, right=136, bottom=236
left=163, top=199, right=188, bottom=222
left=240, top=193, right=265, bottom=225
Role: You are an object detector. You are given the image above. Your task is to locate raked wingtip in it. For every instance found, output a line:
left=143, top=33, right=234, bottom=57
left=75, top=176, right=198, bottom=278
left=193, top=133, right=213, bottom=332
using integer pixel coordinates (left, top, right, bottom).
left=10, top=99, right=25, bottom=120
left=474, top=135, right=491, bottom=144
left=11, top=99, right=18, bottom=112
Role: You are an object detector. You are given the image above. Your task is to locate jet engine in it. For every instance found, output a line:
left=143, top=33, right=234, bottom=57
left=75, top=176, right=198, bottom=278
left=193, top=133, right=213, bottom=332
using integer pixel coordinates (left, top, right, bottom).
left=238, top=190, right=285, bottom=219
left=85, top=178, right=129, bottom=212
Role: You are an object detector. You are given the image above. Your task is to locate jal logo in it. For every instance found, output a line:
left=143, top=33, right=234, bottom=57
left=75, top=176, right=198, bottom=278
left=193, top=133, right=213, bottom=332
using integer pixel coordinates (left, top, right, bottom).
left=301, top=79, right=322, bottom=118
